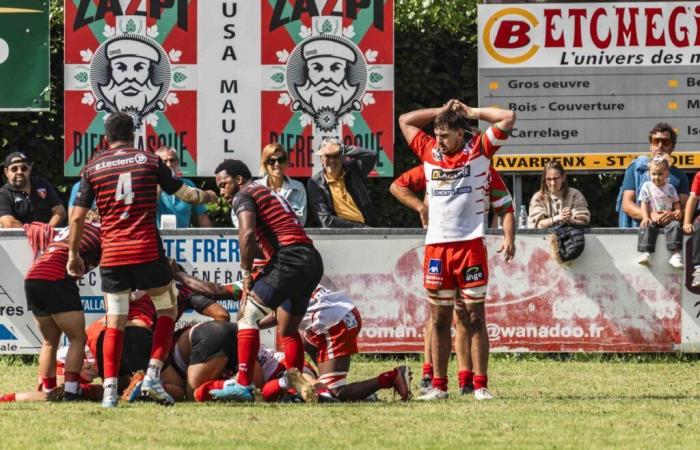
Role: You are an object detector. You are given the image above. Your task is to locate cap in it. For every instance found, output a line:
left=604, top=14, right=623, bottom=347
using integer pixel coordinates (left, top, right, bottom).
left=3, top=151, right=30, bottom=167
left=302, top=39, right=356, bottom=63
left=106, top=38, right=160, bottom=63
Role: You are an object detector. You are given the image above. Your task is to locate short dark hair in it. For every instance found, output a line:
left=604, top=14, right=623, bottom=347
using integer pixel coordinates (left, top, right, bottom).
left=104, top=112, right=135, bottom=143
left=434, top=109, right=469, bottom=132
left=215, top=159, right=252, bottom=180
left=649, top=122, right=677, bottom=148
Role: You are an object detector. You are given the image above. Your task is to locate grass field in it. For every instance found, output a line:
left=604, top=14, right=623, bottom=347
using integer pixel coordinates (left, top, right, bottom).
left=1, top=354, right=699, bottom=449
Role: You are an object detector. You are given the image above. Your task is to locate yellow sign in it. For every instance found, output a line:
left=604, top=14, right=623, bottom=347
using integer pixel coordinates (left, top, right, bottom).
left=492, top=153, right=700, bottom=172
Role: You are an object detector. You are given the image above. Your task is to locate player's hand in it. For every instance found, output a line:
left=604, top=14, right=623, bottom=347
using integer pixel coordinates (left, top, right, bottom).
left=496, top=239, right=516, bottom=262
left=418, top=205, right=429, bottom=228
left=441, top=99, right=457, bottom=113
left=203, top=190, right=218, bottom=204
left=66, top=254, right=86, bottom=277
left=683, top=222, right=695, bottom=235
left=167, top=258, right=180, bottom=276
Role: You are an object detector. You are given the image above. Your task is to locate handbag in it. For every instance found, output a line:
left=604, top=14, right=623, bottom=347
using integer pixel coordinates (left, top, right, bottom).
left=549, top=224, right=585, bottom=263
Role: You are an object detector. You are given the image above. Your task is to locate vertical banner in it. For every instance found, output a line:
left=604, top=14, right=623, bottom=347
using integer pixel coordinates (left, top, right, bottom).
left=0, top=0, right=49, bottom=111
left=66, top=1, right=394, bottom=177
left=64, top=0, right=198, bottom=177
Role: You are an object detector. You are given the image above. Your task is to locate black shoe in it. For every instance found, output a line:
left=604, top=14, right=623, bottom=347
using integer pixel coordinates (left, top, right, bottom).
left=63, top=389, right=85, bottom=402
left=419, top=376, right=432, bottom=395
left=459, top=383, right=474, bottom=395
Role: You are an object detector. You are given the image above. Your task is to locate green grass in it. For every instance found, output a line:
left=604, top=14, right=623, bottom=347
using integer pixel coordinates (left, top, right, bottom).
left=1, top=355, right=700, bottom=449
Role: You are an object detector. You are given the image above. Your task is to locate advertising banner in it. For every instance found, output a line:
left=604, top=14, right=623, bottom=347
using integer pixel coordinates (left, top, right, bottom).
left=0, top=0, right=49, bottom=111
left=478, top=2, right=700, bottom=171
left=64, top=0, right=394, bottom=177
left=3, top=229, right=698, bottom=354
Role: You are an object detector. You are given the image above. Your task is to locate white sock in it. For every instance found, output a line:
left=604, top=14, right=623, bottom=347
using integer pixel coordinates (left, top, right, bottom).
left=279, top=376, right=289, bottom=390
left=64, top=381, right=79, bottom=394
left=146, top=359, right=164, bottom=380
left=103, top=377, right=118, bottom=394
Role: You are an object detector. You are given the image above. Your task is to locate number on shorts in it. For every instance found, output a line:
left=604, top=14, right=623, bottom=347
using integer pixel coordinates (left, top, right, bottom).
left=115, top=173, right=134, bottom=205
left=343, top=312, right=359, bottom=330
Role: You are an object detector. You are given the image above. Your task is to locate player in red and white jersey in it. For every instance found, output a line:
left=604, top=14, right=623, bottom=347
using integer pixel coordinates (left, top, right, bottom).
left=67, top=112, right=217, bottom=407
left=23, top=221, right=101, bottom=401
left=399, top=100, right=515, bottom=401
left=212, top=159, right=323, bottom=402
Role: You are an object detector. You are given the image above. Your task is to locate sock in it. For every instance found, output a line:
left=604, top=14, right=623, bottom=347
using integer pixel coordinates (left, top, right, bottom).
left=458, top=370, right=474, bottom=389
left=474, top=374, right=488, bottom=390
left=146, top=359, right=164, bottom=381
left=262, top=379, right=286, bottom=402
left=102, top=328, right=124, bottom=379
left=0, top=393, right=16, bottom=402
left=281, top=333, right=304, bottom=371
left=422, top=363, right=433, bottom=379
left=193, top=379, right=225, bottom=402
left=41, top=377, right=57, bottom=393
left=237, top=328, right=260, bottom=386
left=432, top=376, right=448, bottom=392
left=150, top=316, right=175, bottom=363
left=64, top=371, right=80, bottom=394
left=377, top=369, right=398, bottom=389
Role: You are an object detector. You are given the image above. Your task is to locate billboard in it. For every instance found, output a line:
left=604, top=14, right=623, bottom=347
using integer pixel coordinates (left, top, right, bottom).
left=64, top=0, right=394, bottom=177
left=478, top=2, right=700, bottom=172
left=0, top=0, right=49, bottom=111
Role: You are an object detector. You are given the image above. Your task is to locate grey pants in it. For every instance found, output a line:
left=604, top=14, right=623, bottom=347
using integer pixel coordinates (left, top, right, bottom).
left=638, top=221, right=682, bottom=253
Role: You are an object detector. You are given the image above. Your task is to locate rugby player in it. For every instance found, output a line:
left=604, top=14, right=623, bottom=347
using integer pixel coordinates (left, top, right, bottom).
left=67, top=112, right=217, bottom=407
left=24, top=220, right=101, bottom=401
left=398, top=100, right=516, bottom=400
left=212, top=159, right=324, bottom=402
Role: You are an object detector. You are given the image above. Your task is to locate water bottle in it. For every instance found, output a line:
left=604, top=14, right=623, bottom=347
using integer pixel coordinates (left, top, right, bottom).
left=518, top=205, right=528, bottom=229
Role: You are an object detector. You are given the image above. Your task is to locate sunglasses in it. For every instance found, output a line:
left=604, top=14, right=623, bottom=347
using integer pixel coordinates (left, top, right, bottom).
left=266, top=156, right=288, bottom=165
left=162, top=157, right=179, bottom=163
left=8, top=165, right=29, bottom=173
left=650, top=137, right=672, bottom=146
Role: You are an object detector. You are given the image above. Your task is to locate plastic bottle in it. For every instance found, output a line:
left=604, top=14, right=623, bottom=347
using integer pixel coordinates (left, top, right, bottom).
left=518, top=205, right=528, bottom=229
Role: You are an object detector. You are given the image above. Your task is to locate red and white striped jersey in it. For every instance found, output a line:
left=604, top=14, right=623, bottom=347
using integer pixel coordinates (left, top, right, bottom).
left=299, top=285, right=357, bottom=334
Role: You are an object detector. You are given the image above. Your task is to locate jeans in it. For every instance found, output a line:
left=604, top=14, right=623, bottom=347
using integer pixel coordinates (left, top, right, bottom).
left=637, top=221, right=682, bottom=253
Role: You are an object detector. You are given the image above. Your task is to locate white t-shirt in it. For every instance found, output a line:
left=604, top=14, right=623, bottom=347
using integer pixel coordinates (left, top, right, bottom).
left=638, top=181, right=679, bottom=212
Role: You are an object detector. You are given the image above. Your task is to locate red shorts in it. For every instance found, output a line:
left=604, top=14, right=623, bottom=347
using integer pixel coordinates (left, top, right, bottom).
left=423, top=239, right=489, bottom=292
left=304, top=308, right=361, bottom=363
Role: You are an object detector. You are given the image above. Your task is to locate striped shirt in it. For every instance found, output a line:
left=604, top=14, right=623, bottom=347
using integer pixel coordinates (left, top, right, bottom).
left=25, top=222, right=102, bottom=281
left=74, top=147, right=183, bottom=267
left=232, top=183, right=312, bottom=259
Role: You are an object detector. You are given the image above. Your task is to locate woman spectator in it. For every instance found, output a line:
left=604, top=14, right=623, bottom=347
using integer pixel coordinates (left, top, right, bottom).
left=257, top=143, right=307, bottom=225
left=528, top=161, right=590, bottom=228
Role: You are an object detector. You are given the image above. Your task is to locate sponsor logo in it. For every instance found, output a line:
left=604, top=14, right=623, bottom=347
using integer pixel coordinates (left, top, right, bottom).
left=135, top=153, right=147, bottom=164
left=433, top=186, right=472, bottom=197
left=342, top=312, right=359, bottom=330
left=94, top=156, right=141, bottom=171
left=37, top=188, right=47, bottom=199
left=81, top=296, right=106, bottom=314
left=428, top=258, right=442, bottom=274
left=431, top=147, right=443, bottom=162
left=0, top=306, right=24, bottom=316
left=483, top=7, right=540, bottom=64
left=430, top=166, right=470, bottom=181
left=0, top=324, right=17, bottom=340
left=487, top=323, right=604, bottom=341
left=463, top=264, right=485, bottom=283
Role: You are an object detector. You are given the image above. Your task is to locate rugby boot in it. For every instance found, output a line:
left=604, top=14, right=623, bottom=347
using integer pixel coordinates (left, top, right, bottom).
left=141, top=376, right=175, bottom=406
left=473, top=387, right=494, bottom=401
left=416, top=387, right=449, bottom=401
left=393, top=366, right=412, bottom=401
left=210, top=383, right=255, bottom=402
left=286, top=368, right=317, bottom=403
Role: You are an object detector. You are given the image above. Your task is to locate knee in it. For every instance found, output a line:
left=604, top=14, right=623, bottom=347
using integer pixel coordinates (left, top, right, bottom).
left=432, top=311, right=453, bottom=329
left=66, top=329, right=87, bottom=346
left=466, top=310, right=486, bottom=332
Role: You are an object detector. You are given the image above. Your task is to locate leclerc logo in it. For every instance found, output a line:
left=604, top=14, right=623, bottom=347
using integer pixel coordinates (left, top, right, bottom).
left=483, top=7, right=539, bottom=64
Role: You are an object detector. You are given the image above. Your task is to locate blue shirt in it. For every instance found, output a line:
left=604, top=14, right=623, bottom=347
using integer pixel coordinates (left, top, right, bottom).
left=156, top=178, right=207, bottom=228
left=256, top=175, right=308, bottom=226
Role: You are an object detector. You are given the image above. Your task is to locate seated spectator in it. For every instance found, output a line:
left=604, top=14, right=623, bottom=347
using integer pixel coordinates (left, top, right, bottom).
left=637, top=155, right=683, bottom=268
left=0, top=152, right=66, bottom=228
left=307, top=139, right=377, bottom=228
left=155, top=147, right=212, bottom=228
left=618, top=123, right=689, bottom=227
left=528, top=161, right=590, bottom=229
left=256, top=143, right=307, bottom=225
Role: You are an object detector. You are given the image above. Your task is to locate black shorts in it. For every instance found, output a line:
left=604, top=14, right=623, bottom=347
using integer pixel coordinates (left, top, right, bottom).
left=24, top=278, right=82, bottom=317
left=190, top=321, right=238, bottom=373
left=252, top=244, right=324, bottom=316
left=100, top=258, right=173, bottom=293
left=96, top=326, right=152, bottom=379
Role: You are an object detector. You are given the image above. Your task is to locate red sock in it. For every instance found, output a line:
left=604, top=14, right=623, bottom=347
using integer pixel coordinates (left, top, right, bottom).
left=0, top=393, right=16, bottom=402
left=281, top=333, right=304, bottom=371
left=41, top=377, right=57, bottom=391
left=377, top=369, right=398, bottom=389
left=262, top=379, right=286, bottom=402
left=422, top=363, right=433, bottom=378
left=193, top=379, right=226, bottom=402
left=474, top=374, right=488, bottom=390
left=64, top=371, right=80, bottom=383
left=432, top=376, right=448, bottom=392
left=150, top=316, right=175, bottom=361
left=458, top=370, right=474, bottom=388
left=237, top=328, right=260, bottom=386
left=103, top=328, right=124, bottom=379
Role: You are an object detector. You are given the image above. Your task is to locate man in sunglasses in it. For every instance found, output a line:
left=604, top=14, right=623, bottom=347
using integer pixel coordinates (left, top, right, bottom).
left=307, top=138, right=377, bottom=227
left=0, top=152, right=66, bottom=228
left=618, top=123, right=689, bottom=227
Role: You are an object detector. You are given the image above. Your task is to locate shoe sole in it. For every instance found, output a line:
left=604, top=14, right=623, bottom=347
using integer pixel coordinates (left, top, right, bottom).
left=394, top=366, right=412, bottom=401
left=286, top=368, right=317, bottom=404
left=143, top=387, right=174, bottom=406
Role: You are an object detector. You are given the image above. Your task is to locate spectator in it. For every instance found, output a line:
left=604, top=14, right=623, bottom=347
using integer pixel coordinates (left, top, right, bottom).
left=528, top=161, right=590, bottom=229
left=0, top=152, right=66, bottom=228
left=307, top=138, right=377, bottom=228
left=256, top=143, right=307, bottom=225
left=618, top=123, right=689, bottom=227
left=637, top=155, right=683, bottom=268
left=154, top=147, right=212, bottom=228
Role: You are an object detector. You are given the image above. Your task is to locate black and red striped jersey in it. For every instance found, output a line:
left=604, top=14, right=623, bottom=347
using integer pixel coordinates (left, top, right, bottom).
left=232, top=183, right=312, bottom=259
left=74, top=146, right=183, bottom=267
left=25, top=222, right=102, bottom=281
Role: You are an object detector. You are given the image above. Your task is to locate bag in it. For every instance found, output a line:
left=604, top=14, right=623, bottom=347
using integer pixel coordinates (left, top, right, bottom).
left=549, top=224, right=585, bottom=263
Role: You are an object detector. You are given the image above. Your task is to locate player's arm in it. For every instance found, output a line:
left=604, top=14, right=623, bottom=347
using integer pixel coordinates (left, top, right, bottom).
left=258, top=312, right=278, bottom=329
left=156, top=159, right=216, bottom=204
left=66, top=205, right=89, bottom=276
left=172, top=268, right=233, bottom=299
left=499, top=211, right=516, bottom=262
left=187, top=293, right=230, bottom=322
left=238, top=210, right=257, bottom=281
left=683, top=193, right=699, bottom=234
left=398, top=102, right=454, bottom=145
left=468, top=105, right=516, bottom=130
left=390, top=183, right=428, bottom=227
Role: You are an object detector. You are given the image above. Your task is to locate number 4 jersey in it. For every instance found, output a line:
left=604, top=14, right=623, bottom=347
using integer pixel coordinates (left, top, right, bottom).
left=75, top=146, right=183, bottom=267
